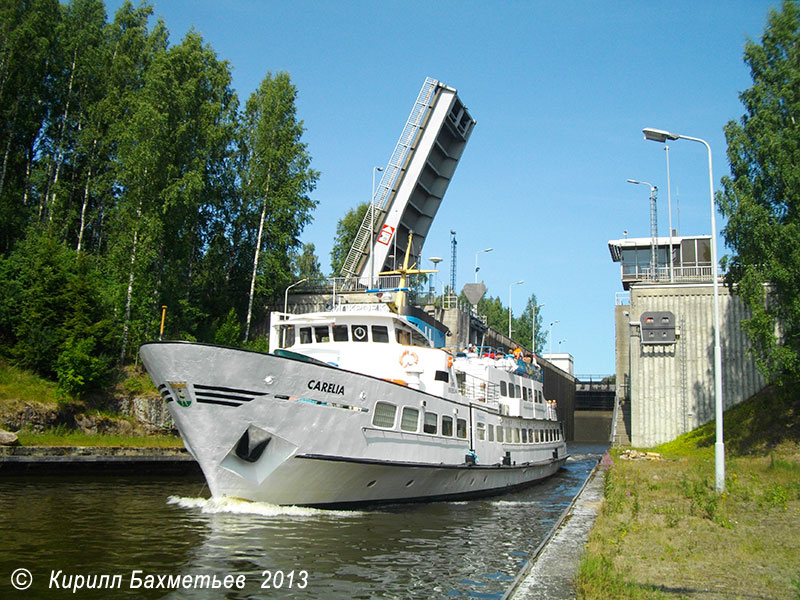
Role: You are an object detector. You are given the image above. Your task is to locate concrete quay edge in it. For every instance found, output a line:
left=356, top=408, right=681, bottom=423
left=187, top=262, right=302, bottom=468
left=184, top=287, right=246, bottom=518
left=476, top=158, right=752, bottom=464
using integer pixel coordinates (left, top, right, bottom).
left=506, top=460, right=604, bottom=600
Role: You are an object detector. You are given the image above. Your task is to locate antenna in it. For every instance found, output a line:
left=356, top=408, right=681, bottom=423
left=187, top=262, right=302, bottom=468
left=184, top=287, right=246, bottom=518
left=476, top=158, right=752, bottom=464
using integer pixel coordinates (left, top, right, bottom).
left=450, top=230, right=457, bottom=293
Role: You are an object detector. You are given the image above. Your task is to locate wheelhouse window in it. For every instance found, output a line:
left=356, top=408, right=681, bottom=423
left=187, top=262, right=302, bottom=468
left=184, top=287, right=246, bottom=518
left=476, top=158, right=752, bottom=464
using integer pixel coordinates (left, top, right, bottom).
left=514, top=428, right=520, bottom=443
left=496, top=426, right=503, bottom=442
left=423, top=412, right=438, bottom=434
left=522, top=428, right=528, bottom=443
left=500, top=381, right=507, bottom=396
left=352, top=325, right=369, bottom=342
left=280, top=325, right=295, bottom=348
left=400, top=407, right=419, bottom=432
left=488, top=424, right=495, bottom=441
left=442, top=415, right=453, bottom=436
left=299, top=327, right=312, bottom=344
left=333, top=325, right=349, bottom=342
left=372, top=402, right=397, bottom=428
left=477, top=422, right=486, bottom=441
left=456, top=418, right=467, bottom=439
left=314, top=326, right=330, bottom=343
left=371, top=325, right=389, bottom=343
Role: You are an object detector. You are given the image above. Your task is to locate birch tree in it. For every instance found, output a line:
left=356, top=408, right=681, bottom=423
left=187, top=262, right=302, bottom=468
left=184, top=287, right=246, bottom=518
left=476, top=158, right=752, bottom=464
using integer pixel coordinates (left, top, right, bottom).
left=239, top=72, right=318, bottom=340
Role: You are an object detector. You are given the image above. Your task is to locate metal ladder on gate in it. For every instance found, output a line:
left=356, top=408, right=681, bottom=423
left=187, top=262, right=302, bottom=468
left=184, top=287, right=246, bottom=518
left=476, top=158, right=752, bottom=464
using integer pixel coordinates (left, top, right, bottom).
left=340, top=77, right=440, bottom=279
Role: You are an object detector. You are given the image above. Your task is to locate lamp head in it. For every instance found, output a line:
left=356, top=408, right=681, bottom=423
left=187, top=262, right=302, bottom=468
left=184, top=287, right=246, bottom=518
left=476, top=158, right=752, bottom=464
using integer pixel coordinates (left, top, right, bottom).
left=643, top=128, right=679, bottom=143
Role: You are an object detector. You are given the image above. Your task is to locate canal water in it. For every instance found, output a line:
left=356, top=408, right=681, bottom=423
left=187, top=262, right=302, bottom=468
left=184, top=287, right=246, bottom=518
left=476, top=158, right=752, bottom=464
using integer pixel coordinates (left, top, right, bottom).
left=0, top=443, right=605, bottom=599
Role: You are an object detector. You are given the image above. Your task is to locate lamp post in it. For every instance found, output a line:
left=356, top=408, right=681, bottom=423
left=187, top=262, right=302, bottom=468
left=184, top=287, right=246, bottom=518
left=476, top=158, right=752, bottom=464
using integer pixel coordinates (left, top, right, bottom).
left=627, top=179, right=658, bottom=279
left=665, top=145, right=674, bottom=282
left=558, top=338, right=568, bottom=349
left=474, top=247, right=493, bottom=283
left=643, top=127, right=724, bottom=493
left=508, top=280, right=524, bottom=338
left=284, top=278, right=308, bottom=313
left=283, top=278, right=308, bottom=347
left=369, top=166, right=383, bottom=287
left=548, top=320, right=560, bottom=355
left=429, top=257, right=443, bottom=301
left=532, top=302, right=545, bottom=355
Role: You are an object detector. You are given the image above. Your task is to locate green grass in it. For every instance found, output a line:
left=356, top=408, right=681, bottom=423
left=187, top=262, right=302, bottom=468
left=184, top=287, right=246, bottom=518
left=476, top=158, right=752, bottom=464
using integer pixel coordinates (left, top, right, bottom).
left=577, top=386, right=800, bottom=599
left=0, top=361, right=59, bottom=405
left=16, top=425, right=182, bottom=447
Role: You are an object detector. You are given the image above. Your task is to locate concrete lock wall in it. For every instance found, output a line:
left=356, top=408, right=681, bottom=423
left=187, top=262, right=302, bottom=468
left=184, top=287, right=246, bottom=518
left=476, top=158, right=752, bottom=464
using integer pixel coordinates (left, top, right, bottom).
left=622, top=283, right=765, bottom=447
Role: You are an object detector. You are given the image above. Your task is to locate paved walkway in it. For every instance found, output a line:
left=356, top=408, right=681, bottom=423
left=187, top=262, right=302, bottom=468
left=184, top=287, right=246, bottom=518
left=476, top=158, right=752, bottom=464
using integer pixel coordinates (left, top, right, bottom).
left=510, top=465, right=604, bottom=599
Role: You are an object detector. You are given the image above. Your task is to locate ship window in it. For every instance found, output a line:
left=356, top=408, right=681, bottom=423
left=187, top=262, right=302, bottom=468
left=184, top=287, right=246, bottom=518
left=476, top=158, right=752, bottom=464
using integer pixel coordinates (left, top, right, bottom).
left=500, top=381, right=507, bottom=396
left=496, top=426, right=503, bottom=442
left=477, top=422, right=485, bottom=441
left=514, top=428, right=520, bottom=443
left=528, top=428, right=534, bottom=442
left=400, top=407, right=419, bottom=432
left=299, top=327, right=312, bottom=344
left=423, top=412, right=438, bottom=434
left=434, top=370, right=449, bottom=382
left=442, top=415, right=453, bottom=436
left=372, top=402, right=397, bottom=428
left=372, top=325, right=389, bottom=343
left=488, top=424, right=495, bottom=441
left=456, top=418, right=467, bottom=439
left=333, top=325, right=349, bottom=341
left=522, top=387, right=528, bottom=400
left=508, top=383, right=515, bottom=399
left=505, top=427, right=512, bottom=442
left=352, top=325, right=369, bottom=342
left=314, top=326, right=330, bottom=343
left=411, top=329, right=428, bottom=346
left=522, top=428, right=528, bottom=443
left=280, top=325, right=295, bottom=348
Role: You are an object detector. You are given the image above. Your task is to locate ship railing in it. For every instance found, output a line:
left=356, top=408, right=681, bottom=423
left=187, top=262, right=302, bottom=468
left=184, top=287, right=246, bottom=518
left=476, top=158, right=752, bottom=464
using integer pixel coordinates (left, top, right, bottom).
left=458, top=372, right=500, bottom=405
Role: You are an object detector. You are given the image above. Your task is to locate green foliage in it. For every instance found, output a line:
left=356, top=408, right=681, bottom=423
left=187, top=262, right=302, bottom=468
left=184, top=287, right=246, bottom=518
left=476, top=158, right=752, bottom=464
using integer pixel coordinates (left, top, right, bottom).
left=330, top=202, right=369, bottom=275
left=718, top=1, right=800, bottom=384
left=213, top=308, right=242, bottom=347
left=0, top=3, right=320, bottom=392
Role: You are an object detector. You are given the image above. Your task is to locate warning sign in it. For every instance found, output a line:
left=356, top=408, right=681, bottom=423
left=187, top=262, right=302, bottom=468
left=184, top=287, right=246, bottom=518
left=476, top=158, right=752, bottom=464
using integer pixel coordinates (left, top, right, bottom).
left=377, top=225, right=395, bottom=246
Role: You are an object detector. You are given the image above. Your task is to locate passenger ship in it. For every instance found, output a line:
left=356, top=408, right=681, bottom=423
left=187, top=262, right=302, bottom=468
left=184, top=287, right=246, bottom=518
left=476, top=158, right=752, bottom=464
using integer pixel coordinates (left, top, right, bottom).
left=140, top=237, right=567, bottom=507
left=140, top=304, right=567, bottom=507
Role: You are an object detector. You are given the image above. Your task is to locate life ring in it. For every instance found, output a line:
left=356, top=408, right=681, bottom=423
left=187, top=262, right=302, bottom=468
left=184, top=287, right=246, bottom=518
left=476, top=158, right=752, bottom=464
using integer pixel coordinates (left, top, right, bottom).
left=399, top=350, right=419, bottom=368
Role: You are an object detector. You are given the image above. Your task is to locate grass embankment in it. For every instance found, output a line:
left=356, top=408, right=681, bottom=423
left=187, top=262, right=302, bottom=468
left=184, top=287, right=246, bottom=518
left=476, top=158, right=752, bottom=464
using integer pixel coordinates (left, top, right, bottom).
left=577, top=386, right=800, bottom=600
left=0, top=361, right=181, bottom=448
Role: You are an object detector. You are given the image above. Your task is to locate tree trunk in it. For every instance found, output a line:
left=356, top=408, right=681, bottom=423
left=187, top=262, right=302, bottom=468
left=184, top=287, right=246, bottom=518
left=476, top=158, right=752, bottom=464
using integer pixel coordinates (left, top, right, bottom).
left=76, top=139, right=97, bottom=253
left=119, top=199, right=142, bottom=364
left=244, top=194, right=267, bottom=342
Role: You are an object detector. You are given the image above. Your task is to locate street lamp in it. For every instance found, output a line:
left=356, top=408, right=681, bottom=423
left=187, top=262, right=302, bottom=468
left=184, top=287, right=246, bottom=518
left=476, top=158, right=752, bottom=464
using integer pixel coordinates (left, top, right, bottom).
left=284, top=278, right=308, bottom=313
left=558, top=338, right=568, bottom=349
left=627, top=179, right=658, bottom=279
left=643, top=126, right=724, bottom=493
left=548, top=320, right=560, bottom=355
left=508, top=280, right=524, bottom=338
left=665, top=145, right=674, bottom=282
left=475, top=247, right=493, bottom=283
left=429, top=257, right=443, bottom=301
left=369, top=166, right=383, bottom=287
left=532, top=302, right=545, bottom=355
left=283, top=278, right=308, bottom=346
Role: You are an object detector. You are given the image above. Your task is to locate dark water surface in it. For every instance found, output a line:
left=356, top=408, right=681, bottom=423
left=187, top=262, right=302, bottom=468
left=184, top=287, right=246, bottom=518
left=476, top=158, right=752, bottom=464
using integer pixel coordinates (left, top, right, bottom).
left=0, top=443, right=605, bottom=599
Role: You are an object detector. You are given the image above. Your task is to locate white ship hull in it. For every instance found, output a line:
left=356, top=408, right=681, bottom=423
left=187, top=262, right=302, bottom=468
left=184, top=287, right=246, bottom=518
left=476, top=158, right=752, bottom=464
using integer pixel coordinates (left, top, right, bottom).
left=140, top=341, right=567, bottom=507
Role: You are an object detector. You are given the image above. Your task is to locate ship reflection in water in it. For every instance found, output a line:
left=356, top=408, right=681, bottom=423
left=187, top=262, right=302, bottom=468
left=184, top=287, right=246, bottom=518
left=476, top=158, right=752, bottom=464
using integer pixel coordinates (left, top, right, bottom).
left=0, top=443, right=605, bottom=599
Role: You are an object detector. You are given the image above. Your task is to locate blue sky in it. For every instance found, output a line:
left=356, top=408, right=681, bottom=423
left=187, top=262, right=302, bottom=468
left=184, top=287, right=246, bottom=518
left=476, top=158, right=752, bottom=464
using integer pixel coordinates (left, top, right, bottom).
left=106, top=0, right=778, bottom=375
